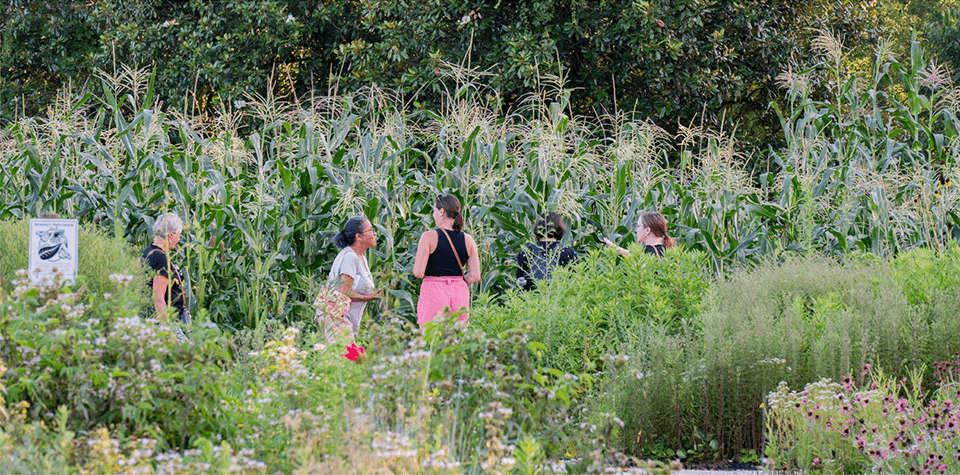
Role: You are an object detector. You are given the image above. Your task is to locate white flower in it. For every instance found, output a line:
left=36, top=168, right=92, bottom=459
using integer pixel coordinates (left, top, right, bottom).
left=285, top=14, right=295, bottom=24
left=460, top=15, right=470, bottom=24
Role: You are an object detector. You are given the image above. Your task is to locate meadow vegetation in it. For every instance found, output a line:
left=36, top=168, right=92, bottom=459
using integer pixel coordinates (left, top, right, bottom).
left=0, top=31, right=959, bottom=471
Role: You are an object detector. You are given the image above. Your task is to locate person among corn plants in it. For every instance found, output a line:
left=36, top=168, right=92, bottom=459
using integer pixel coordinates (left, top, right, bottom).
left=603, top=211, right=675, bottom=257
left=516, top=212, right=577, bottom=291
left=413, top=194, right=481, bottom=325
left=141, top=212, right=191, bottom=341
left=328, top=217, right=383, bottom=333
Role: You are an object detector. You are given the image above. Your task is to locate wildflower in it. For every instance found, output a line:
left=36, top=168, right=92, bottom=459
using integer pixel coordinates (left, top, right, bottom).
left=285, top=14, right=295, bottom=23
left=342, top=343, right=365, bottom=362
left=656, top=19, right=665, bottom=27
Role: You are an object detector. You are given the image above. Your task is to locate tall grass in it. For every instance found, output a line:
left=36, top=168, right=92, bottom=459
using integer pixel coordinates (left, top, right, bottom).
left=600, top=247, right=960, bottom=460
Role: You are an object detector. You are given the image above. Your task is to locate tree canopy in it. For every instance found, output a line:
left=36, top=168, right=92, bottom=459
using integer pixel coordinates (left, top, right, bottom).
left=2, top=0, right=880, bottom=145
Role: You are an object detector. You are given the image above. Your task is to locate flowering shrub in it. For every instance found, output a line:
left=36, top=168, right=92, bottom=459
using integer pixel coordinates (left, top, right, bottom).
left=766, top=363, right=960, bottom=474
left=349, top=313, right=616, bottom=473
left=0, top=270, right=229, bottom=447
left=0, top=266, right=650, bottom=472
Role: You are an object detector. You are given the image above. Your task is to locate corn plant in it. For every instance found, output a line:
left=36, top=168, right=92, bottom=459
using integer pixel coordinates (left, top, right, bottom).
left=1, top=35, right=958, bottom=328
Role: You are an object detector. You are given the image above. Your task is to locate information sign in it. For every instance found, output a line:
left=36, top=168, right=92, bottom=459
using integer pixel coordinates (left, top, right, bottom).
left=28, top=219, right=79, bottom=285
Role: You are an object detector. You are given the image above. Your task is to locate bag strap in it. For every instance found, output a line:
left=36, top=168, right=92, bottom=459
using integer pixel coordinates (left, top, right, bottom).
left=438, top=228, right=465, bottom=276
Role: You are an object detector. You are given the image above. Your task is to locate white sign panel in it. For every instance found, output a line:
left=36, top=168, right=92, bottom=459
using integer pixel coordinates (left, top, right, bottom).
left=28, top=219, right=79, bottom=285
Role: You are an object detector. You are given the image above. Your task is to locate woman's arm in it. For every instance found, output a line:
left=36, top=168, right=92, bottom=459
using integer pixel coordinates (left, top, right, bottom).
left=560, top=246, right=578, bottom=265
left=412, top=231, right=435, bottom=279
left=464, top=234, right=482, bottom=285
left=602, top=238, right=630, bottom=256
left=516, top=249, right=528, bottom=279
left=338, top=274, right=382, bottom=302
left=152, top=275, right=169, bottom=313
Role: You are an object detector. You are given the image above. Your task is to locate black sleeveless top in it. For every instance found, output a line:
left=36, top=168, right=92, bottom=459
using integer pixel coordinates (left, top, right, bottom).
left=425, top=229, right=469, bottom=276
left=644, top=244, right=666, bottom=257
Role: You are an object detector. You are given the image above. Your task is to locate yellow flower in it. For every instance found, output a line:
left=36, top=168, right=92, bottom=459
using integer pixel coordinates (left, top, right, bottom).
left=760, top=403, right=765, bottom=408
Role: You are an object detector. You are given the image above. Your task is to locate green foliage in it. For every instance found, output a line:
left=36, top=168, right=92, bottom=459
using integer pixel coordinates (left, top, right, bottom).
left=0, top=0, right=99, bottom=118
left=599, top=249, right=960, bottom=460
left=360, top=315, right=594, bottom=467
left=926, top=5, right=960, bottom=81
left=875, top=0, right=960, bottom=62
left=4, top=33, right=960, bottom=329
left=0, top=273, right=634, bottom=472
left=769, top=31, right=960, bottom=257
left=474, top=247, right=711, bottom=374
left=1, top=0, right=878, bottom=147
left=0, top=274, right=232, bottom=450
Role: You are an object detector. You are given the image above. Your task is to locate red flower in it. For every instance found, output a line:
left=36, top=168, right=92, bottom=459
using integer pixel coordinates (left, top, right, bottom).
left=342, top=343, right=365, bottom=362
left=656, top=19, right=665, bottom=27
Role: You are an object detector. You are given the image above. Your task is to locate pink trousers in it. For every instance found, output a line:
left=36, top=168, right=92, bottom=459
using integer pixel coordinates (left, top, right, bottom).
left=417, top=276, right=470, bottom=326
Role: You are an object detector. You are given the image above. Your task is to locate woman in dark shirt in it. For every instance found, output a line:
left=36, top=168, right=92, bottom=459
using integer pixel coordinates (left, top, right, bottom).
left=412, top=194, right=481, bottom=326
left=141, top=213, right=190, bottom=328
left=516, top=212, right=577, bottom=291
left=603, top=211, right=675, bottom=256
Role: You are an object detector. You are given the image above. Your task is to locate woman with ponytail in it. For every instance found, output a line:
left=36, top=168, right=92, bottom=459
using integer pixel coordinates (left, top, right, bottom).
left=603, top=211, right=675, bottom=257
left=327, top=217, right=383, bottom=332
left=412, top=194, right=481, bottom=325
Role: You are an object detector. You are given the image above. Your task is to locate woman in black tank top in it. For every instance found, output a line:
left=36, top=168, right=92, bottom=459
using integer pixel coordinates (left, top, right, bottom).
left=412, top=194, right=482, bottom=326
left=602, top=211, right=675, bottom=256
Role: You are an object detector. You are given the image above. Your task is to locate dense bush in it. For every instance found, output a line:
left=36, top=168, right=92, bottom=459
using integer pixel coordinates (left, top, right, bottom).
left=595, top=248, right=960, bottom=461
left=474, top=246, right=711, bottom=374
left=0, top=271, right=229, bottom=448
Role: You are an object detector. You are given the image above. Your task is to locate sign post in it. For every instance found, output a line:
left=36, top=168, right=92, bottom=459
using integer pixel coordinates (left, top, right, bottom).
left=28, top=219, right=79, bottom=285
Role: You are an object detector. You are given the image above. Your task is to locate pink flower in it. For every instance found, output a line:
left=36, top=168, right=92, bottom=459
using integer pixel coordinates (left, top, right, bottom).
left=342, top=343, right=365, bottom=362
left=656, top=19, right=665, bottom=27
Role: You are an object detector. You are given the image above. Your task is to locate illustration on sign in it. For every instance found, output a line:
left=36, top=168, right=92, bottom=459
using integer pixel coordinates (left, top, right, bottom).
left=36, top=229, right=71, bottom=261
left=28, top=219, right=79, bottom=285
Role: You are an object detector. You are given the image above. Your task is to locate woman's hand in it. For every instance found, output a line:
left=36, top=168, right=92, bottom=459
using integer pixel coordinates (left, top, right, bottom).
left=602, top=237, right=630, bottom=256
left=339, top=275, right=384, bottom=302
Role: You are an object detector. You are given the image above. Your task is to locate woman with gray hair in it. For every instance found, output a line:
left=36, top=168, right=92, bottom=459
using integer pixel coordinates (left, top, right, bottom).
left=141, top=213, right=191, bottom=328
